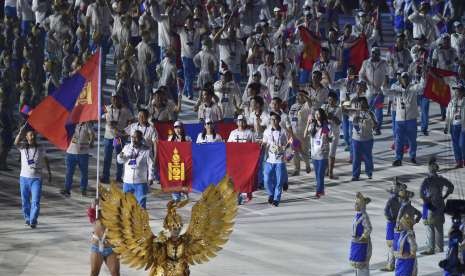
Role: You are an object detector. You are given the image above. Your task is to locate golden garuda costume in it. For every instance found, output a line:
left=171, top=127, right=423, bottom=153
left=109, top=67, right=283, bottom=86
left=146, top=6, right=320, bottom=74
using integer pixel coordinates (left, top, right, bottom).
left=99, top=177, right=238, bottom=276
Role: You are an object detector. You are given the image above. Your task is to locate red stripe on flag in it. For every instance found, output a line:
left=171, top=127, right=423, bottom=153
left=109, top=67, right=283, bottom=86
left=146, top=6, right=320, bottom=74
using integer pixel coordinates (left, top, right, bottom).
left=154, top=122, right=174, bottom=140
left=226, top=143, right=261, bottom=193
left=28, top=97, right=71, bottom=150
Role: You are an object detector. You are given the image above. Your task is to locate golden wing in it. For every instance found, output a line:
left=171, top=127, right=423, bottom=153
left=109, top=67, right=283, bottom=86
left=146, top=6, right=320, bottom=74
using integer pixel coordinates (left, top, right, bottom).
left=100, top=183, right=162, bottom=271
left=183, top=176, right=238, bottom=265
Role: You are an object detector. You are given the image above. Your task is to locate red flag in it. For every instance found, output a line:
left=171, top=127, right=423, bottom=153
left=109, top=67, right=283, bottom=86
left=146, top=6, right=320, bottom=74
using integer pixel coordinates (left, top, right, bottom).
left=298, top=26, right=321, bottom=71
left=424, top=67, right=457, bottom=107
left=226, top=143, right=261, bottom=193
left=348, top=35, right=369, bottom=72
left=157, top=141, right=193, bottom=192
left=28, top=51, right=100, bottom=150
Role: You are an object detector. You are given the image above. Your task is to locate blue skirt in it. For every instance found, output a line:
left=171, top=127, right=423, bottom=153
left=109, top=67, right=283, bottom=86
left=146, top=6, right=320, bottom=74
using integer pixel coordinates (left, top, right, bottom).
left=393, top=231, right=400, bottom=252
left=422, top=204, right=428, bottom=220
left=386, top=221, right=395, bottom=241
left=350, top=241, right=368, bottom=263
left=395, top=258, right=415, bottom=276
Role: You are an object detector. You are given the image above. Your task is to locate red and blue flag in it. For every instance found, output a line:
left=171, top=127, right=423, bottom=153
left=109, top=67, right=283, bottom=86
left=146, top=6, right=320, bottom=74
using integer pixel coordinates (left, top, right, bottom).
left=27, top=51, right=100, bottom=150
left=342, top=35, right=369, bottom=75
left=157, top=141, right=260, bottom=193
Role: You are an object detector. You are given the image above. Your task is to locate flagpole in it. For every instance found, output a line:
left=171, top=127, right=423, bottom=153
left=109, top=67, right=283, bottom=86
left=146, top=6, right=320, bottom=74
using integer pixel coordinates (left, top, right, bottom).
left=96, top=48, right=103, bottom=217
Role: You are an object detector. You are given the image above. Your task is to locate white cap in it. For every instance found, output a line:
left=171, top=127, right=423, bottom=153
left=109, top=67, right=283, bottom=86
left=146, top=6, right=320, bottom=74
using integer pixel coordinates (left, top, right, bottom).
left=237, top=114, right=245, bottom=121
left=174, top=120, right=182, bottom=127
left=401, top=72, right=410, bottom=78
left=273, top=7, right=281, bottom=12
left=205, top=118, right=213, bottom=124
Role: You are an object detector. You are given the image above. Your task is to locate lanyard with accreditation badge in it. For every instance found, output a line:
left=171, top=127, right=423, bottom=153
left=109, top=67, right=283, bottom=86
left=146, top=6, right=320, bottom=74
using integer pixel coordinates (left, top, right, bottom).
left=25, top=146, right=37, bottom=166
left=129, top=148, right=140, bottom=169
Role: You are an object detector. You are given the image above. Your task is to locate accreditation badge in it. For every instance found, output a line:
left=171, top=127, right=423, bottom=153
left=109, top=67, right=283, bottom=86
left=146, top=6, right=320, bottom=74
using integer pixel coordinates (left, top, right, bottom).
left=129, top=159, right=137, bottom=169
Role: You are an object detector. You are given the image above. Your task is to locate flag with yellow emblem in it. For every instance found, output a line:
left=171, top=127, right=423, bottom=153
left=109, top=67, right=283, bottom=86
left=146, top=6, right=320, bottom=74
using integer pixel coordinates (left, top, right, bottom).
left=424, top=67, right=457, bottom=107
left=298, top=26, right=321, bottom=71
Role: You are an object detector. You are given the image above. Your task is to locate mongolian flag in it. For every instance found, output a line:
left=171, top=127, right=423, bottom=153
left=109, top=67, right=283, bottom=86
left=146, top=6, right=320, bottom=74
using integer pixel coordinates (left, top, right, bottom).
left=423, top=67, right=457, bottom=107
left=157, top=141, right=260, bottom=193
left=298, top=26, right=321, bottom=71
left=342, top=35, right=369, bottom=73
left=27, top=51, right=100, bottom=150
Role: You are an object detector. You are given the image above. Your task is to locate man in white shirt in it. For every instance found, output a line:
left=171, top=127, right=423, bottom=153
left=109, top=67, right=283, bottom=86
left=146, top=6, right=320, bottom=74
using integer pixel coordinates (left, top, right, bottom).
left=14, top=126, right=51, bottom=228
left=432, top=34, right=458, bottom=71
left=383, top=72, right=425, bottom=166
left=101, top=93, right=133, bottom=184
left=157, top=49, right=179, bottom=102
left=266, top=62, right=290, bottom=105
left=195, top=89, right=223, bottom=123
left=359, top=47, right=389, bottom=135
left=177, top=16, right=205, bottom=99
left=262, top=112, right=289, bottom=207
left=194, top=38, right=218, bottom=91
left=117, top=130, right=154, bottom=209
left=86, top=0, right=112, bottom=64
left=213, top=70, right=241, bottom=121
left=62, top=122, right=94, bottom=197
left=289, top=90, right=312, bottom=176
left=228, top=115, right=255, bottom=143
left=408, top=2, right=438, bottom=43
left=213, top=17, right=247, bottom=83
left=124, top=109, right=158, bottom=150
left=451, top=21, right=465, bottom=58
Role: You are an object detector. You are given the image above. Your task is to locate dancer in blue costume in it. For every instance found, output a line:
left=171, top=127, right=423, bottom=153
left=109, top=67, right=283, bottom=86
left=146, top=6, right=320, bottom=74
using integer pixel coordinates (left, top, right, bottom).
left=350, top=192, right=372, bottom=276
left=395, top=214, right=418, bottom=276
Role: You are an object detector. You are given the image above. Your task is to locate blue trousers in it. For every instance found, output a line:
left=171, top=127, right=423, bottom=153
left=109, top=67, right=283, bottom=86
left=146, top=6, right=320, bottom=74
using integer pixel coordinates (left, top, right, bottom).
left=451, top=124, right=465, bottom=163
left=182, top=57, right=195, bottom=98
left=352, top=140, right=374, bottom=178
left=369, top=95, right=384, bottom=131
left=233, top=73, right=242, bottom=84
left=420, top=96, right=430, bottom=132
left=102, top=138, right=124, bottom=183
left=313, top=159, right=327, bottom=194
left=20, top=177, right=42, bottom=225
left=65, top=153, right=89, bottom=192
left=21, top=20, right=32, bottom=37
left=4, top=6, right=16, bottom=18
left=264, top=162, right=286, bottom=202
left=395, top=119, right=417, bottom=160
left=342, top=114, right=351, bottom=147
left=123, top=183, right=148, bottom=209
